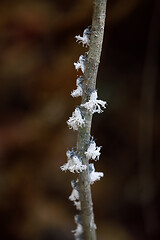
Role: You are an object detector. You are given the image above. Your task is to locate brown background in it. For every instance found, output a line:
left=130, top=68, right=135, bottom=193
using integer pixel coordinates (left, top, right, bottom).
left=0, top=0, right=159, bottom=239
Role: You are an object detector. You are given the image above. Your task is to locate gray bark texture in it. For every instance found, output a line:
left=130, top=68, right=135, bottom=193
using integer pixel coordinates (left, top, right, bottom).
left=77, top=1, right=107, bottom=239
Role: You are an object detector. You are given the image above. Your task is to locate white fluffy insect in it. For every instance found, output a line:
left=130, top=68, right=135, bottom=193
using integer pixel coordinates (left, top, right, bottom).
left=71, top=77, right=83, bottom=98
left=67, top=108, right=85, bottom=131
left=72, top=215, right=83, bottom=239
left=74, top=55, right=86, bottom=73
left=81, top=90, right=106, bottom=114
left=75, top=27, right=91, bottom=47
left=60, top=151, right=87, bottom=173
left=89, top=163, right=104, bottom=184
left=69, top=180, right=81, bottom=210
left=85, top=141, right=101, bottom=161
left=69, top=188, right=79, bottom=202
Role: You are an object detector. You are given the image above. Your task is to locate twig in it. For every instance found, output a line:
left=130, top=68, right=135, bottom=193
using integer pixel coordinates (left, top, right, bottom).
left=61, top=1, right=107, bottom=239
left=77, top=1, right=107, bottom=239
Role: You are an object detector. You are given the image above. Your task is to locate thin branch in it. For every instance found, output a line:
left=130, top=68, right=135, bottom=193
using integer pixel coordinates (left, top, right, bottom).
left=77, top=1, right=107, bottom=239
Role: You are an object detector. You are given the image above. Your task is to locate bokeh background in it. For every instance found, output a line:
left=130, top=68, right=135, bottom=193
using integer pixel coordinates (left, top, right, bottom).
left=0, top=0, right=159, bottom=239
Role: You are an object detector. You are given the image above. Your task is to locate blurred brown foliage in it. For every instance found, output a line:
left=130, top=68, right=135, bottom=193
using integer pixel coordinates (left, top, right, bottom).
left=0, top=0, right=159, bottom=240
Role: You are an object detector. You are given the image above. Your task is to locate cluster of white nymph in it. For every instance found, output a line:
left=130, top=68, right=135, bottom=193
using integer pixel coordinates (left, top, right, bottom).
left=60, top=26, right=106, bottom=239
left=85, top=140, right=104, bottom=184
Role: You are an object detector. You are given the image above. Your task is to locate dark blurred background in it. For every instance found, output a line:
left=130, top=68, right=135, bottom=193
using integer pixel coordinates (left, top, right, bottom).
left=0, top=0, right=159, bottom=239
